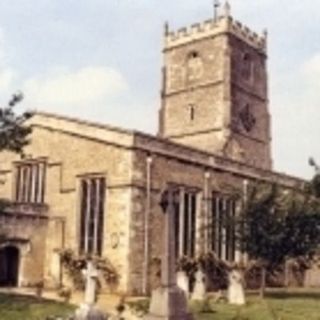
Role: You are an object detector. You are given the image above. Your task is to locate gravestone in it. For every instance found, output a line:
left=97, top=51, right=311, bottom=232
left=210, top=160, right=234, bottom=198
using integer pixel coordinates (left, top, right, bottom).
left=191, top=269, right=206, bottom=301
left=177, top=271, right=189, bottom=298
left=227, top=269, right=245, bottom=305
left=73, top=261, right=107, bottom=320
left=145, top=187, right=193, bottom=320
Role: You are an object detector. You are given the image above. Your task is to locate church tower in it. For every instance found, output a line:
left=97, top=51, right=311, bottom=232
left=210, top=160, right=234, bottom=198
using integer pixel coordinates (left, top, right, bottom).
left=159, top=2, right=272, bottom=170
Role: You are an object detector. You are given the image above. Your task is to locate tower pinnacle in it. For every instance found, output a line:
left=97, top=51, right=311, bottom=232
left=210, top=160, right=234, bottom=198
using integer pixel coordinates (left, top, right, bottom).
left=213, top=0, right=221, bottom=22
left=164, top=21, right=169, bottom=36
left=223, top=0, right=231, bottom=18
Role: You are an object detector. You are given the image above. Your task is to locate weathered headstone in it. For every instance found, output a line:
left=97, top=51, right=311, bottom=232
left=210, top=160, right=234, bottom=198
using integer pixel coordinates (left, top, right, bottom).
left=177, top=271, right=189, bottom=298
left=227, top=269, right=245, bottom=305
left=145, top=186, right=193, bottom=320
left=191, top=269, right=206, bottom=301
left=83, top=261, right=99, bottom=306
left=74, top=261, right=107, bottom=320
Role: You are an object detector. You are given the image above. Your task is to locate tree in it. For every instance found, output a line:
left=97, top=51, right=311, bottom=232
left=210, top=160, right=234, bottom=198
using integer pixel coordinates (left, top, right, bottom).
left=195, top=180, right=320, bottom=305
left=0, top=92, right=32, bottom=240
left=0, top=92, right=32, bottom=154
left=241, top=182, right=320, bottom=297
left=309, top=157, right=320, bottom=198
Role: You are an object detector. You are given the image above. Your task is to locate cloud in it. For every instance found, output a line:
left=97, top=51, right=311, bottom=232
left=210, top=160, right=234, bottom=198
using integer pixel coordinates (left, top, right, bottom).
left=23, top=66, right=128, bottom=108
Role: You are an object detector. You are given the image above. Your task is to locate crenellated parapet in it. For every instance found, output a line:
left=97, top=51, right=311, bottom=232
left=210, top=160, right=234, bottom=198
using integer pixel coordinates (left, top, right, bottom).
left=164, top=15, right=267, bottom=53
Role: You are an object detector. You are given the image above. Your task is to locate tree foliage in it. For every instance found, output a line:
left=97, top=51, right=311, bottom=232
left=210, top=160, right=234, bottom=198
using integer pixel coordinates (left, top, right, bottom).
left=58, top=249, right=119, bottom=291
left=0, top=92, right=32, bottom=241
left=0, top=92, right=32, bottom=154
left=242, top=182, right=320, bottom=268
left=311, top=174, right=320, bottom=198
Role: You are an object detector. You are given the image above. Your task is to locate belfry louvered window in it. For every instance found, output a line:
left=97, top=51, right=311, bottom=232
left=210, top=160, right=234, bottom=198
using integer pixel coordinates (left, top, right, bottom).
left=79, top=176, right=106, bottom=256
left=15, top=160, right=46, bottom=203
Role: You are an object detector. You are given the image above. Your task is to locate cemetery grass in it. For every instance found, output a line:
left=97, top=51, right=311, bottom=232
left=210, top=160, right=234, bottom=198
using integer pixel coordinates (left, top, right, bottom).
left=0, top=292, right=75, bottom=320
left=191, top=290, right=320, bottom=320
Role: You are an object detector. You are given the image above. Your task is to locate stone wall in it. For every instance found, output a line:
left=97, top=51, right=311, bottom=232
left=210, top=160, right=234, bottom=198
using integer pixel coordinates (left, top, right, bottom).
left=0, top=212, right=48, bottom=287
left=0, top=112, right=308, bottom=295
left=0, top=113, right=135, bottom=292
left=126, top=132, right=305, bottom=294
left=161, top=32, right=228, bottom=153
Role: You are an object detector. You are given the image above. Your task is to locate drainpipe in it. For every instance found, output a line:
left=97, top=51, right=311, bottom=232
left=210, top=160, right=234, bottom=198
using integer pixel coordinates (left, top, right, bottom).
left=242, top=179, right=249, bottom=264
left=59, top=218, right=66, bottom=287
left=142, top=155, right=153, bottom=295
left=204, top=171, right=211, bottom=254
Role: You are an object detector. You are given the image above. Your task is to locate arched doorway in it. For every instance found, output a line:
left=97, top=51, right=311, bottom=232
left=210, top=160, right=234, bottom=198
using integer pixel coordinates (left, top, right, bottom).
left=0, top=246, right=20, bottom=287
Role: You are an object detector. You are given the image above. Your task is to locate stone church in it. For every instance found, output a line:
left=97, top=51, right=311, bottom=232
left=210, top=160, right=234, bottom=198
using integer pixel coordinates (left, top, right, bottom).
left=0, top=4, right=307, bottom=295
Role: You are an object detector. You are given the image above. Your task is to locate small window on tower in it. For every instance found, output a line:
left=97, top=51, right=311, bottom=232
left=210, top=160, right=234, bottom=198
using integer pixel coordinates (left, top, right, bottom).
left=242, top=53, right=253, bottom=80
left=186, top=51, right=203, bottom=82
left=189, top=104, right=195, bottom=121
left=189, top=51, right=199, bottom=59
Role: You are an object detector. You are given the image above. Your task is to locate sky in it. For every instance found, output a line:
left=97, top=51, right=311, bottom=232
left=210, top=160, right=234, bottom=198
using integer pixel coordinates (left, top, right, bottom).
left=0, top=0, right=319, bottom=180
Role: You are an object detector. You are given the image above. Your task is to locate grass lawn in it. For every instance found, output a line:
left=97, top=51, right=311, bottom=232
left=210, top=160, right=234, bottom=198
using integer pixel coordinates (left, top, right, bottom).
left=191, top=291, right=320, bottom=320
left=1, top=290, right=320, bottom=320
left=0, top=293, right=75, bottom=320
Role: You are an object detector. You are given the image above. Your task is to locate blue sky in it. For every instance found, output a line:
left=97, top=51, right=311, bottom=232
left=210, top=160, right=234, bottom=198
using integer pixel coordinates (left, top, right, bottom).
left=0, top=0, right=319, bottom=179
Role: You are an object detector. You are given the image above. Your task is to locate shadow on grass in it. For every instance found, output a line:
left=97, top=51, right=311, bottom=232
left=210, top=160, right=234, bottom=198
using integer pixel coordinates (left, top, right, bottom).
left=0, top=292, right=72, bottom=305
left=0, top=292, right=75, bottom=318
left=265, top=291, right=320, bottom=300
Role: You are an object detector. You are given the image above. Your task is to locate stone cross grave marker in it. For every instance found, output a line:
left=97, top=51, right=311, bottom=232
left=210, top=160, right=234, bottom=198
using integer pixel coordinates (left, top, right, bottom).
left=191, top=269, right=206, bottom=301
left=177, top=270, right=190, bottom=298
left=74, top=260, right=107, bottom=320
left=145, top=186, right=193, bottom=320
left=227, top=269, right=245, bottom=305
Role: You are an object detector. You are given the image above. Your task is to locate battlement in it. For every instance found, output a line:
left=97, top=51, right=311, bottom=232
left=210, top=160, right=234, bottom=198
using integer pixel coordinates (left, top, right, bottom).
left=164, top=15, right=267, bottom=53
